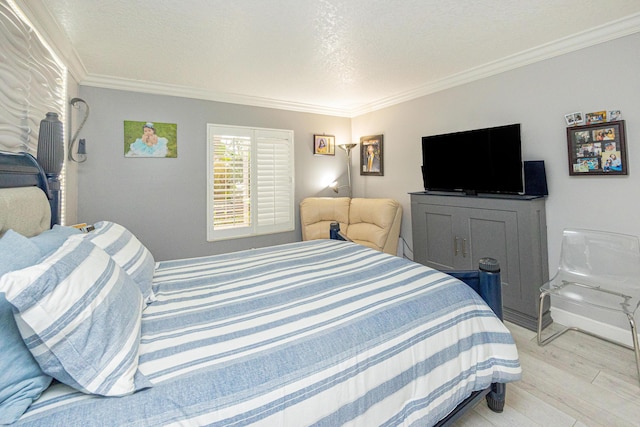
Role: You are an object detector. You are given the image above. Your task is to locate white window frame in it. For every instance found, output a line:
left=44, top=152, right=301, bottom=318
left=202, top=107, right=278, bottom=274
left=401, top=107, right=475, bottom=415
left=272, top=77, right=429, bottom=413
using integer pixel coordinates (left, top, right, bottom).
left=206, top=124, right=295, bottom=241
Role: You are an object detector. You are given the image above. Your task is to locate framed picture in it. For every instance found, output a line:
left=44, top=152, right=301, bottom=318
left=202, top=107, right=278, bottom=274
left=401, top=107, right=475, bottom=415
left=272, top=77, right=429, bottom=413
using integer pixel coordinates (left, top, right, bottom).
left=608, top=110, right=622, bottom=121
left=567, top=120, right=627, bottom=176
left=313, top=134, right=335, bottom=155
left=564, top=111, right=584, bottom=126
left=360, top=134, right=383, bottom=176
left=585, top=111, right=607, bottom=124
left=124, top=120, right=177, bottom=158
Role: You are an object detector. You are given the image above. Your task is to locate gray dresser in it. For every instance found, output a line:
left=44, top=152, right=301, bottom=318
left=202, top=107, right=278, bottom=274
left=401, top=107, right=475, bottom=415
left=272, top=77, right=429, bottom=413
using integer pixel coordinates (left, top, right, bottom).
left=410, top=192, right=551, bottom=330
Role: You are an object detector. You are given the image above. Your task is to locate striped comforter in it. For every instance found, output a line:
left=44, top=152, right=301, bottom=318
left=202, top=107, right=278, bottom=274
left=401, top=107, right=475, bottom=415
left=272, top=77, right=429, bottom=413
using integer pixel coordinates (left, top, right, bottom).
left=16, top=240, right=521, bottom=426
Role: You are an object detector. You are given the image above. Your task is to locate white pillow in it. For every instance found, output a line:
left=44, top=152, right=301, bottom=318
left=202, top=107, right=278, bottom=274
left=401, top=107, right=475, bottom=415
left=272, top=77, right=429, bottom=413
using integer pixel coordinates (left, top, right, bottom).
left=0, top=238, right=152, bottom=396
left=75, top=221, right=155, bottom=306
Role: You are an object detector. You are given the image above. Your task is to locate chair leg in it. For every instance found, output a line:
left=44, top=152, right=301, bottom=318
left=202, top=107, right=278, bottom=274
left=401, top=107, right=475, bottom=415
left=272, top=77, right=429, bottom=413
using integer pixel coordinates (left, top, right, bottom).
left=626, top=314, right=640, bottom=385
left=537, top=290, right=574, bottom=347
left=537, top=292, right=546, bottom=345
left=538, top=291, right=640, bottom=386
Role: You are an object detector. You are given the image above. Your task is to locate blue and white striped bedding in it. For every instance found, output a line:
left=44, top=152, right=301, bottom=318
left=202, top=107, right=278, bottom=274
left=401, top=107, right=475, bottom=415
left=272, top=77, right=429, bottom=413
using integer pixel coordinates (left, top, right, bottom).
left=14, top=240, right=521, bottom=426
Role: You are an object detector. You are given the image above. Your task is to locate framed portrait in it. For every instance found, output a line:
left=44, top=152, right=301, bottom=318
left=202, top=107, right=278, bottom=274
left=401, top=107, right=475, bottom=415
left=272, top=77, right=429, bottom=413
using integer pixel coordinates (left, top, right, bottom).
left=360, top=134, right=383, bottom=176
left=567, top=120, right=627, bottom=176
left=313, top=134, right=335, bottom=156
left=124, top=120, right=177, bottom=158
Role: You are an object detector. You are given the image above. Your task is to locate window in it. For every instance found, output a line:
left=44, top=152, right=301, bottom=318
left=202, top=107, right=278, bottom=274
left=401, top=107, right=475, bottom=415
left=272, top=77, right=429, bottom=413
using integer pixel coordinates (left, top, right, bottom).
left=207, top=124, right=295, bottom=241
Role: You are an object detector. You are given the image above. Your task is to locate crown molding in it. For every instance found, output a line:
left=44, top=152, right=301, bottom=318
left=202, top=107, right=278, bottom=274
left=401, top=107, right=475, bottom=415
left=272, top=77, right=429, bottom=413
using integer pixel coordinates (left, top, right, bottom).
left=14, top=1, right=640, bottom=118
left=12, top=0, right=88, bottom=84
left=351, top=12, right=640, bottom=117
left=81, top=74, right=354, bottom=117
left=90, top=11, right=639, bottom=119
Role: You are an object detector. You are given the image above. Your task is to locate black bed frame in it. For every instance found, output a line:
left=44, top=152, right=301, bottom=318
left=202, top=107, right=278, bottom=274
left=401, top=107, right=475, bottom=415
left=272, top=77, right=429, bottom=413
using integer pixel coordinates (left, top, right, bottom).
left=0, top=151, right=49, bottom=189
left=0, top=151, right=58, bottom=226
left=0, top=151, right=507, bottom=426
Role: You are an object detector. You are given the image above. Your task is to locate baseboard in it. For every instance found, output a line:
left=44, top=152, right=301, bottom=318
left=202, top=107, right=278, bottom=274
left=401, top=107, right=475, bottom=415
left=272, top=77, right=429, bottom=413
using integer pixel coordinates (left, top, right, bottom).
left=550, top=307, right=637, bottom=348
left=504, top=307, right=552, bottom=332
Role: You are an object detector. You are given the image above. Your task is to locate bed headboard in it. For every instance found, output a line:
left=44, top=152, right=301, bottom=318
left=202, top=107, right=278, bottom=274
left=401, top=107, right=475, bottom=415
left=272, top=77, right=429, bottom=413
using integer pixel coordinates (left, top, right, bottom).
left=0, top=151, right=54, bottom=236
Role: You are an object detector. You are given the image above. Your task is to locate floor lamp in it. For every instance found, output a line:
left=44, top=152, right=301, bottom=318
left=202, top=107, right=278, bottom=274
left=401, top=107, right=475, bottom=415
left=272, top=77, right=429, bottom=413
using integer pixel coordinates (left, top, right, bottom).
left=338, top=143, right=357, bottom=197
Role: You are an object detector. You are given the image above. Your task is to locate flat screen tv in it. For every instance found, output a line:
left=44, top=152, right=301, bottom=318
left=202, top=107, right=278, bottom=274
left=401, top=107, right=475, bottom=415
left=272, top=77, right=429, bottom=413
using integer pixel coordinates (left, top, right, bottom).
left=421, top=123, right=523, bottom=195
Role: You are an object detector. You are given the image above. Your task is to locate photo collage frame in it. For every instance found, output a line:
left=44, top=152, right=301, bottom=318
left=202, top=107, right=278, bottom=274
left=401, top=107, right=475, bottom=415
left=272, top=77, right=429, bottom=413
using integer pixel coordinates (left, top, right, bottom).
left=567, top=120, right=627, bottom=175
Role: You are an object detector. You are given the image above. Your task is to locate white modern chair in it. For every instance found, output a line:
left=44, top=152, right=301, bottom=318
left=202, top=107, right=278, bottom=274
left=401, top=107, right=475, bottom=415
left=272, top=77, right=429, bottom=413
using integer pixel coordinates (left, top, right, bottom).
left=537, top=228, right=640, bottom=384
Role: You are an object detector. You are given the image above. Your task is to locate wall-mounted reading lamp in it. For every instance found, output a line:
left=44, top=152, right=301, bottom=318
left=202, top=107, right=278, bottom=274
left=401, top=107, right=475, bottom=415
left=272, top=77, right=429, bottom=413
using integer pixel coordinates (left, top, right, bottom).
left=330, top=180, right=348, bottom=194
left=68, top=97, right=90, bottom=163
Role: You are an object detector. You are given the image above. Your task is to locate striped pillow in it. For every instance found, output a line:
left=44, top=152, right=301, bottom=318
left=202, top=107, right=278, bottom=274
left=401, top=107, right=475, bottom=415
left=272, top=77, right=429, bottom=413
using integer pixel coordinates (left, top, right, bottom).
left=0, top=230, right=52, bottom=423
left=76, top=221, right=155, bottom=305
left=0, top=238, right=151, bottom=396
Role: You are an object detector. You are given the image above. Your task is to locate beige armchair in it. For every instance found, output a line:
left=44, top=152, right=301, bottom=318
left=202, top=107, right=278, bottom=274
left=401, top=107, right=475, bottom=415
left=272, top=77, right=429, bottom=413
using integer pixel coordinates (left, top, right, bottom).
left=300, top=197, right=402, bottom=255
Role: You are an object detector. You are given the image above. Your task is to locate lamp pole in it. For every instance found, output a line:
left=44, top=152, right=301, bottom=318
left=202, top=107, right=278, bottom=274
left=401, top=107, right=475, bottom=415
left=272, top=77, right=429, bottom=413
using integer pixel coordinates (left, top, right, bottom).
left=338, top=143, right=357, bottom=197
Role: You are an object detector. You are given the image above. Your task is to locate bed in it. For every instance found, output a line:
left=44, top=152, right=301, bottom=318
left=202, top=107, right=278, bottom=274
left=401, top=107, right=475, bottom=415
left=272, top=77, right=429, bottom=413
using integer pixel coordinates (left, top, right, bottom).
left=0, top=151, right=521, bottom=426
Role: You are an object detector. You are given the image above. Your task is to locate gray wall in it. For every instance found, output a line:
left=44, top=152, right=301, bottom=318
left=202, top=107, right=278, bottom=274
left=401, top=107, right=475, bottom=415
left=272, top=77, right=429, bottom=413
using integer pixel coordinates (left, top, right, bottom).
left=76, top=88, right=351, bottom=260
left=76, top=33, right=639, bottom=331
left=351, top=32, right=640, bottom=329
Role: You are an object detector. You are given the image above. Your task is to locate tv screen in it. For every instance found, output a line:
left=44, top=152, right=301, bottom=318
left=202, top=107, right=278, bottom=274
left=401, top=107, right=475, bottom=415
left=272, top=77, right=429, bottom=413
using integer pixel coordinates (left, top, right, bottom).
left=421, top=124, right=523, bottom=195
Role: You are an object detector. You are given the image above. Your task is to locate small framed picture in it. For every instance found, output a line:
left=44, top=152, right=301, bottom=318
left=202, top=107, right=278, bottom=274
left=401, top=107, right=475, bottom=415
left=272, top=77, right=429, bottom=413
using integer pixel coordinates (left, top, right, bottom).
left=313, top=134, right=335, bottom=156
left=564, top=112, right=584, bottom=126
left=360, top=134, right=383, bottom=176
left=567, top=120, right=627, bottom=176
left=585, top=111, right=607, bottom=124
left=608, top=110, right=622, bottom=121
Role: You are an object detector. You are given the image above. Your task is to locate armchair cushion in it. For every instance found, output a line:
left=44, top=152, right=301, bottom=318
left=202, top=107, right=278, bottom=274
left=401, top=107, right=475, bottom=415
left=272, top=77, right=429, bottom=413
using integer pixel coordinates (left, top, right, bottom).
left=300, top=197, right=350, bottom=241
left=300, top=197, right=402, bottom=255
left=347, top=198, right=402, bottom=254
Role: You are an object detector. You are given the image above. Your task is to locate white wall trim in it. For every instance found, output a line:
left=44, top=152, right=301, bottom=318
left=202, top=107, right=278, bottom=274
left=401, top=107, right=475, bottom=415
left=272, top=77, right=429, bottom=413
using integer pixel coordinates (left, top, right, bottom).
left=81, top=74, right=354, bottom=117
left=18, top=2, right=640, bottom=118
left=351, top=12, right=640, bottom=116
left=550, top=307, right=638, bottom=348
left=86, top=11, right=640, bottom=118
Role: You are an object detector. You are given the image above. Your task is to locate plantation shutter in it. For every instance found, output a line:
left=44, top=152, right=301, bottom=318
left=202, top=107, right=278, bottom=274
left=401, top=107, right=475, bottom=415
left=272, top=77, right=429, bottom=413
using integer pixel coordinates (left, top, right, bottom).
left=207, top=125, right=294, bottom=241
left=255, top=130, right=294, bottom=233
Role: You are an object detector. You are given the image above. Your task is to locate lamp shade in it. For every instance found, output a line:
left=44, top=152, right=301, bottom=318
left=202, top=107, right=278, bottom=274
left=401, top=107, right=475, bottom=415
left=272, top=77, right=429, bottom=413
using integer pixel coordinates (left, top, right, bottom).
left=37, top=112, right=64, bottom=176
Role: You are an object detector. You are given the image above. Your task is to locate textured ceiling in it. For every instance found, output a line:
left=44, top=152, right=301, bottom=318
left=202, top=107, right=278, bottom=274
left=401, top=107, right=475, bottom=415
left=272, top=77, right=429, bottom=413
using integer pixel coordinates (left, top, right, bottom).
left=38, top=0, right=640, bottom=115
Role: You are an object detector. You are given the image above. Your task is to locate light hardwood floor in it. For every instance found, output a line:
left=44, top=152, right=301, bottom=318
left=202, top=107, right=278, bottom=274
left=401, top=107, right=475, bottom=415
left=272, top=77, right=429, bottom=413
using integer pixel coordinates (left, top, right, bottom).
left=453, top=322, right=640, bottom=427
